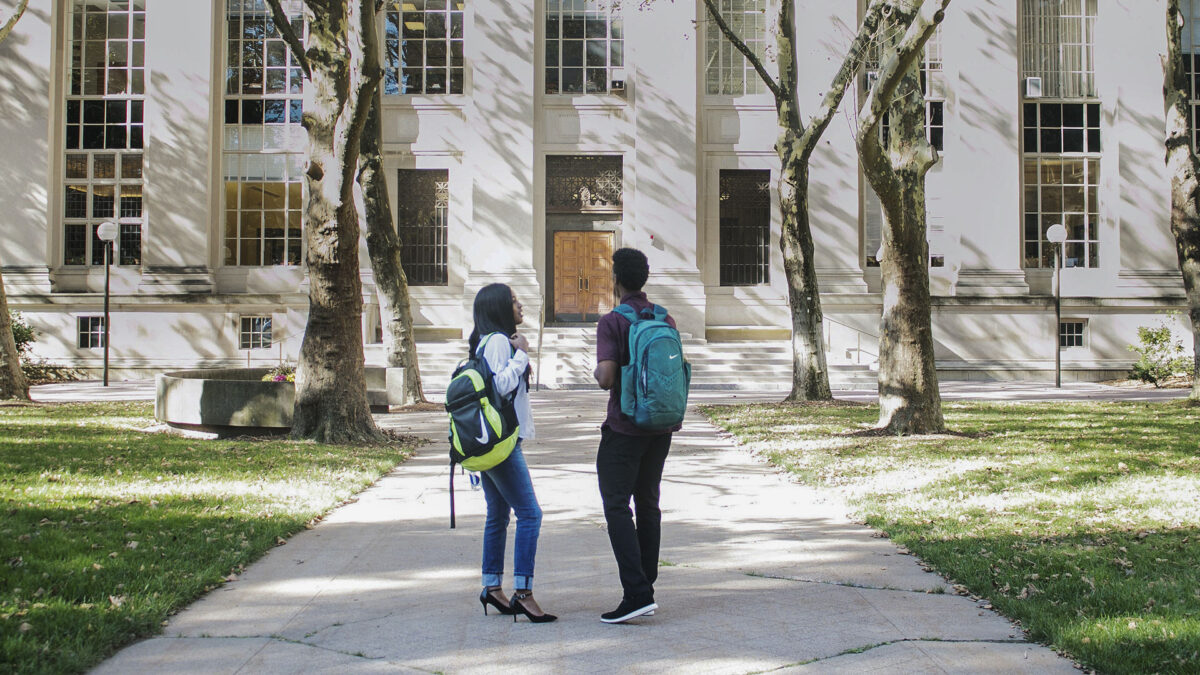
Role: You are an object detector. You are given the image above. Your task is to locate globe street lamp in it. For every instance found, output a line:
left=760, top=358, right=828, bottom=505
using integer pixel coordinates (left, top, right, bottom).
left=96, top=221, right=118, bottom=387
left=1046, top=223, right=1067, bottom=388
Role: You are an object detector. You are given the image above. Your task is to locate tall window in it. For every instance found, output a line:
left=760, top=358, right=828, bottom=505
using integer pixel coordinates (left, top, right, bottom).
left=396, top=169, right=449, bottom=286
left=64, top=0, right=146, bottom=267
left=719, top=170, right=770, bottom=286
left=866, top=27, right=945, bottom=152
left=384, top=0, right=465, bottom=95
left=704, top=0, right=768, bottom=96
left=1021, top=0, right=1100, bottom=269
left=545, top=0, right=623, bottom=94
left=862, top=30, right=945, bottom=268
left=1182, top=0, right=1200, bottom=150
left=223, top=0, right=305, bottom=266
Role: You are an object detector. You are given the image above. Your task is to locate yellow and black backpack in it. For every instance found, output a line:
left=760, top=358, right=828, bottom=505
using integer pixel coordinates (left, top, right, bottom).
left=445, top=333, right=520, bottom=527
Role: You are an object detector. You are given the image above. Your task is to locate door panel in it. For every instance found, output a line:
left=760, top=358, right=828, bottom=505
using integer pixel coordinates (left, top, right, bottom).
left=554, top=232, right=583, bottom=321
left=552, top=230, right=613, bottom=322
left=584, top=232, right=614, bottom=321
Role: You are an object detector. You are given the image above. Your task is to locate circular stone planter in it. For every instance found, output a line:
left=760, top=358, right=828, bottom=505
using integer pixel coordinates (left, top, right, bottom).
left=155, top=366, right=405, bottom=433
left=156, top=368, right=294, bottom=432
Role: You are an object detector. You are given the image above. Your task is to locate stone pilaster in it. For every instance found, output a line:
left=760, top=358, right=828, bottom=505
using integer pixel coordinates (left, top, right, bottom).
left=139, top=0, right=215, bottom=292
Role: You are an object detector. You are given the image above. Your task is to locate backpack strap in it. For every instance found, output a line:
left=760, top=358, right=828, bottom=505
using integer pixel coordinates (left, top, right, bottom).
left=476, top=332, right=519, bottom=404
left=613, top=304, right=638, bottom=324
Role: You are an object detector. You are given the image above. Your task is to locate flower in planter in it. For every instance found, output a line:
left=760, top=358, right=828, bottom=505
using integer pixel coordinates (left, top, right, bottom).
left=262, top=365, right=296, bottom=383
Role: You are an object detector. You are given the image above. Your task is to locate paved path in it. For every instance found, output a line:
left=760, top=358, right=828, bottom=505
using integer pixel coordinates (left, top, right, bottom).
left=76, top=384, right=1093, bottom=674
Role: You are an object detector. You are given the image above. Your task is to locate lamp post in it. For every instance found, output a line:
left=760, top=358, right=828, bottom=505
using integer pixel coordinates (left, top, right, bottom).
left=96, top=221, right=118, bottom=387
left=1046, top=223, right=1067, bottom=388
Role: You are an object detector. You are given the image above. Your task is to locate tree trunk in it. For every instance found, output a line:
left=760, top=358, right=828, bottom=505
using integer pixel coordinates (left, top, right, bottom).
left=779, top=157, right=833, bottom=401
left=290, top=0, right=382, bottom=443
left=858, top=0, right=946, bottom=433
left=359, top=77, right=427, bottom=405
left=0, top=266, right=29, bottom=401
left=1165, top=0, right=1200, bottom=400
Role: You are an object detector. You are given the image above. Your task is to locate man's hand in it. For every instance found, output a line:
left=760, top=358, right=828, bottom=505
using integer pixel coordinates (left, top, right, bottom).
left=594, top=360, right=617, bottom=391
left=510, top=333, right=530, bottom=353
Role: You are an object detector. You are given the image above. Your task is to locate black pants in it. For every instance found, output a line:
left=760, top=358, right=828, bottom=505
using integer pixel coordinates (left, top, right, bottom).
left=596, top=426, right=672, bottom=604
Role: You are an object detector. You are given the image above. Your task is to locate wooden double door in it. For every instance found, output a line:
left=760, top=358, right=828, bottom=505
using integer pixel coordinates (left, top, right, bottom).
left=552, top=231, right=613, bottom=322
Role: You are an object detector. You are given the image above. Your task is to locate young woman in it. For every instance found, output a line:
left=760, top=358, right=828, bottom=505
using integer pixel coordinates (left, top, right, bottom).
left=468, top=283, right=556, bottom=623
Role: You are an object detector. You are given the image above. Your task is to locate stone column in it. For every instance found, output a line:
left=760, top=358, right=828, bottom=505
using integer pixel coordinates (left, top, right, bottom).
left=628, top=0, right=704, bottom=335
left=942, top=0, right=1030, bottom=296
left=139, top=0, right=215, bottom=292
left=0, top=0, right=53, bottom=293
left=797, top=0, right=868, bottom=294
left=463, top=0, right=540, bottom=323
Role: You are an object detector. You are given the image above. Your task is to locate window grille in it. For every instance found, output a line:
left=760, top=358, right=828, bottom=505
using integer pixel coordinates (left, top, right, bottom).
left=703, top=0, right=768, bottom=96
left=1059, top=320, right=1085, bottom=348
left=384, top=0, right=465, bottom=95
left=78, top=316, right=105, bottom=349
left=1021, top=0, right=1097, bottom=99
left=63, top=0, right=145, bottom=267
left=222, top=0, right=305, bottom=266
left=240, top=316, right=273, bottom=350
left=545, top=0, right=623, bottom=94
left=719, top=170, right=771, bottom=286
left=396, top=169, right=450, bottom=286
left=546, top=155, right=623, bottom=213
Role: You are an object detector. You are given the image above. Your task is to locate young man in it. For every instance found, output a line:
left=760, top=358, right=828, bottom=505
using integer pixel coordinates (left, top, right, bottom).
left=592, top=247, right=680, bottom=624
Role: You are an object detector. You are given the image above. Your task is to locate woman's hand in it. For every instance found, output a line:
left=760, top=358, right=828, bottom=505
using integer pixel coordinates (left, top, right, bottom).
left=510, top=332, right=530, bottom=353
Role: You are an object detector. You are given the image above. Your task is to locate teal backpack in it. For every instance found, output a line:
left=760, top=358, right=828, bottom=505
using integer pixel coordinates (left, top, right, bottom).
left=613, top=303, right=692, bottom=431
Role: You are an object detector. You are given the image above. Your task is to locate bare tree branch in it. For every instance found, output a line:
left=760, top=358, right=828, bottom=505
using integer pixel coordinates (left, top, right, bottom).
left=857, top=0, right=948, bottom=149
left=700, top=0, right=783, bottom=100
left=0, top=0, right=29, bottom=46
left=798, top=0, right=889, bottom=160
left=266, top=0, right=312, bottom=80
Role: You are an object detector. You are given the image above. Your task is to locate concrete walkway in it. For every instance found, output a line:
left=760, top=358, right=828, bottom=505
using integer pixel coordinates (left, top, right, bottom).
left=63, top=382, right=1118, bottom=674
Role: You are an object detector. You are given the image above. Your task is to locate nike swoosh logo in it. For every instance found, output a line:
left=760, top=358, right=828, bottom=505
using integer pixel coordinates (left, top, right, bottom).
left=669, top=354, right=679, bottom=359
left=475, top=410, right=489, bottom=444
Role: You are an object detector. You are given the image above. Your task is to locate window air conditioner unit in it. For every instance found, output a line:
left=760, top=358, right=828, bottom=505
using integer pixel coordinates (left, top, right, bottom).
left=610, top=67, right=626, bottom=93
left=1024, top=76, right=1043, bottom=98
left=864, top=71, right=879, bottom=92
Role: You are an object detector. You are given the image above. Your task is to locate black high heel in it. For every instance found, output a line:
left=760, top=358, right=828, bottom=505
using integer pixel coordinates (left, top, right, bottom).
left=479, top=587, right=515, bottom=615
left=510, top=590, right=557, bottom=623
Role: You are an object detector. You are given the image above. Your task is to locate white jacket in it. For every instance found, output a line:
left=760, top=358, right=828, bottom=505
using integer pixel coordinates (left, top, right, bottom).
left=479, top=333, right=535, bottom=440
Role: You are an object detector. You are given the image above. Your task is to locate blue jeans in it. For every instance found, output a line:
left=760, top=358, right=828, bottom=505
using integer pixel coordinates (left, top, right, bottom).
left=480, top=443, right=542, bottom=590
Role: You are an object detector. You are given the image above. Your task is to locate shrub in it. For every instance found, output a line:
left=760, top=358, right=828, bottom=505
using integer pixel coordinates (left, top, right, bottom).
left=1128, top=319, right=1192, bottom=387
left=9, top=311, right=84, bottom=384
left=9, top=311, right=34, bottom=357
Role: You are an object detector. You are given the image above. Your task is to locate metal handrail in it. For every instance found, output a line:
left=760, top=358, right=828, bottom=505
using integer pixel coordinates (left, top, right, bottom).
left=823, top=316, right=879, bottom=365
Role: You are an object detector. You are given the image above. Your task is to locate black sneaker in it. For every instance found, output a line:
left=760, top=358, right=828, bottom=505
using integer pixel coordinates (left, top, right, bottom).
left=600, top=598, right=658, bottom=624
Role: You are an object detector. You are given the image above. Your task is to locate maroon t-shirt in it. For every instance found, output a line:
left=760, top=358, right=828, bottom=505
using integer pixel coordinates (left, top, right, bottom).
left=596, top=291, right=681, bottom=436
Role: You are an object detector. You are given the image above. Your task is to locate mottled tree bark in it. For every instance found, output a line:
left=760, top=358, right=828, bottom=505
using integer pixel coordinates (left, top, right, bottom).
left=270, top=0, right=383, bottom=442
left=701, top=0, right=889, bottom=401
left=0, top=0, right=29, bottom=45
left=0, top=266, right=29, bottom=401
left=856, top=0, right=949, bottom=433
left=1164, top=0, right=1200, bottom=400
left=359, top=53, right=427, bottom=405
left=0, top=1, right=31, bottom=400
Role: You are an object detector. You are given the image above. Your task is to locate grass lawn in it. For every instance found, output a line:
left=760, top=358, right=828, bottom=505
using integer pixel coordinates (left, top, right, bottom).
left=0, top=401, right=417, bottom=674
left=701, top=399, right=1200, bottom=675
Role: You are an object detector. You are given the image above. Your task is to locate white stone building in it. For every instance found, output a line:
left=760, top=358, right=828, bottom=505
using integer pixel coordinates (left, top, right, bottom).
left=0, top=0, right=1194, bottom=387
